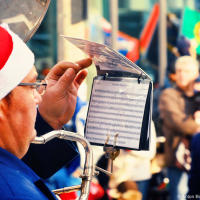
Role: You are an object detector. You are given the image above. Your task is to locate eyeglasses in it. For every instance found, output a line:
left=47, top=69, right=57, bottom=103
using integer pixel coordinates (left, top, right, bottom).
left=18, top=80, right=47, bottom=95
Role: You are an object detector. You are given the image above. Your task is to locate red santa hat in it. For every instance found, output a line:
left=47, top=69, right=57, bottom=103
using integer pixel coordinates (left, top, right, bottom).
left=0, top=23, right=34, bottom=100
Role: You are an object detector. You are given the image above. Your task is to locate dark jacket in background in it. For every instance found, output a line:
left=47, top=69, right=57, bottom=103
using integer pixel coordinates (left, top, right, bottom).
left=188, top=133, right=200, bottom=195
left=159, top=87, right=198, bottom=167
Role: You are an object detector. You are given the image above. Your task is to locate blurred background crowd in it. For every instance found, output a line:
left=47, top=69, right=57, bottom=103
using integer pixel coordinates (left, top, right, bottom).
left=25, top=0, right=200, bottom=199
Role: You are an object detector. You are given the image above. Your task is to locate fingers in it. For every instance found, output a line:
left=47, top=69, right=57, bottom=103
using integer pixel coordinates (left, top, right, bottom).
left=56, top=68, right=76, bottom=93
left=57, top=68, right=88, bottom=93
left=75, top=58, right=92, bottom=73
left=74, top=69, right=88, bottom=87
left=46, top=58, right=92, bottom=81
left=47, top=62, right=78, bottom=80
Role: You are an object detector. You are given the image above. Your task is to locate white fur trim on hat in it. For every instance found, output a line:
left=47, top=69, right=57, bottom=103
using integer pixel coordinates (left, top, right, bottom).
left=0, top=23, right=34, bottom=100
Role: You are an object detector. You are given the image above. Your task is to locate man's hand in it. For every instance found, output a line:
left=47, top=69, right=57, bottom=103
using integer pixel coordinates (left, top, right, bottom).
left=38, top=58, right=92, bottom=129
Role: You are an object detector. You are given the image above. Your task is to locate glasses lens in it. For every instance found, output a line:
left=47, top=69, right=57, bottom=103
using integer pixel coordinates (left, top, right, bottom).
left=36, top=81, right=46, bottom=95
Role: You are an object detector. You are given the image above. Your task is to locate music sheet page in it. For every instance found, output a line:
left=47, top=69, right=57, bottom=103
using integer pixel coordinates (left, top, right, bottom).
left=63, top=36, right=152, bottom=150
left=85, top=78, right=150, bottom=149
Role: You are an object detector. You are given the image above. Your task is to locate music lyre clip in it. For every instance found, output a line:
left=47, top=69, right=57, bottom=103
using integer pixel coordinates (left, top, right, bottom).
left=103, top=133, right=120, bottom=173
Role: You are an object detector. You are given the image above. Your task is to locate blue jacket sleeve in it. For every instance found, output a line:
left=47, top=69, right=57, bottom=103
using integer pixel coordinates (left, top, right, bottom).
left=22, top=112, right=79, bottom=179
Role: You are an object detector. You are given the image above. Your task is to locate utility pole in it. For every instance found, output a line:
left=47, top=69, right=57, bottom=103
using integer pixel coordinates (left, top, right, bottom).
left=158, top=0, right=167, bottom=87
left=109, top=0, right=118, bottom=50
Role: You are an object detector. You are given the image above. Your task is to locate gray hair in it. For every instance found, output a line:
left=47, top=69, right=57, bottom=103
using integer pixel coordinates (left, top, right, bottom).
left=175, top=56, right=199, bottom=72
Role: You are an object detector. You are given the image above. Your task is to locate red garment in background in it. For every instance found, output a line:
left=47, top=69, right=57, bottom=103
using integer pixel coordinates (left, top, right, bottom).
left=59, top=182, right=104, bottom=200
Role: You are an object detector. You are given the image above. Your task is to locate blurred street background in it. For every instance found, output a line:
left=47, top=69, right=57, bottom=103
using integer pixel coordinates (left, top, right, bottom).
left=27, top=0, right=200, bottom=199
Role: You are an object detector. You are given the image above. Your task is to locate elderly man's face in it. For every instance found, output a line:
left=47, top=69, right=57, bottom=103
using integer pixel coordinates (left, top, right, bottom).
left=175, top=64, right=199, bottom=90
left=0, top=67, right=41, bottom=158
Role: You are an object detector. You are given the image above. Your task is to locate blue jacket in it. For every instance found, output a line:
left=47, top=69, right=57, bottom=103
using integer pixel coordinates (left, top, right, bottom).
left=0, top=147, right=57, bottom=200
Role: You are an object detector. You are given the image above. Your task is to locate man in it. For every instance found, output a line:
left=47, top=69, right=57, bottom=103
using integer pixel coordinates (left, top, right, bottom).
left=0, top=24, right=92, bottom=199
left=159, top=55, right=200, bottom=200
left=22, top=60, right=91, bottom=178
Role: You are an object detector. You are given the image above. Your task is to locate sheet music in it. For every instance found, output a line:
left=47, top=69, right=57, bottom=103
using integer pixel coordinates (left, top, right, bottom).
left=62, top=36, right=151, bottom=80
left=63, top=36, right=153, bottom=150
left=85, top=77, right=150, bottom=149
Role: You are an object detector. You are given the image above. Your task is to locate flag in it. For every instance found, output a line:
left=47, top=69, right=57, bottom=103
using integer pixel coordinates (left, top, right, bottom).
left=102, top=18, right=140, bottom=63
left=139, top=3, right=160, bottom=54
left=181, top=7, right=200, bottom=54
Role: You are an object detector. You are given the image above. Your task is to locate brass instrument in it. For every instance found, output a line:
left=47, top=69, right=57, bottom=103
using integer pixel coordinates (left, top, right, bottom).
left=32, top=130, right=95, bottom=200
left=0, top=0, right=50, bottom=42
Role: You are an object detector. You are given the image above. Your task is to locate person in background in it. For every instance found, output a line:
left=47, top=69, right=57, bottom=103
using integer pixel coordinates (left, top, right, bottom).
left=187, top=76, right=200, bottom=196
left=168, top=35, right=197, bottom=84
left=109, top=121, right=156, bottom=200
left=176, top=36, right=197, bottom=59
left=0, top=24, right=92, bottom=199
left=159, top=56, right=200, bottom=200
left=109, top=180, right=142, bottom=200
left=187, top=133, right=200, bottom=197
